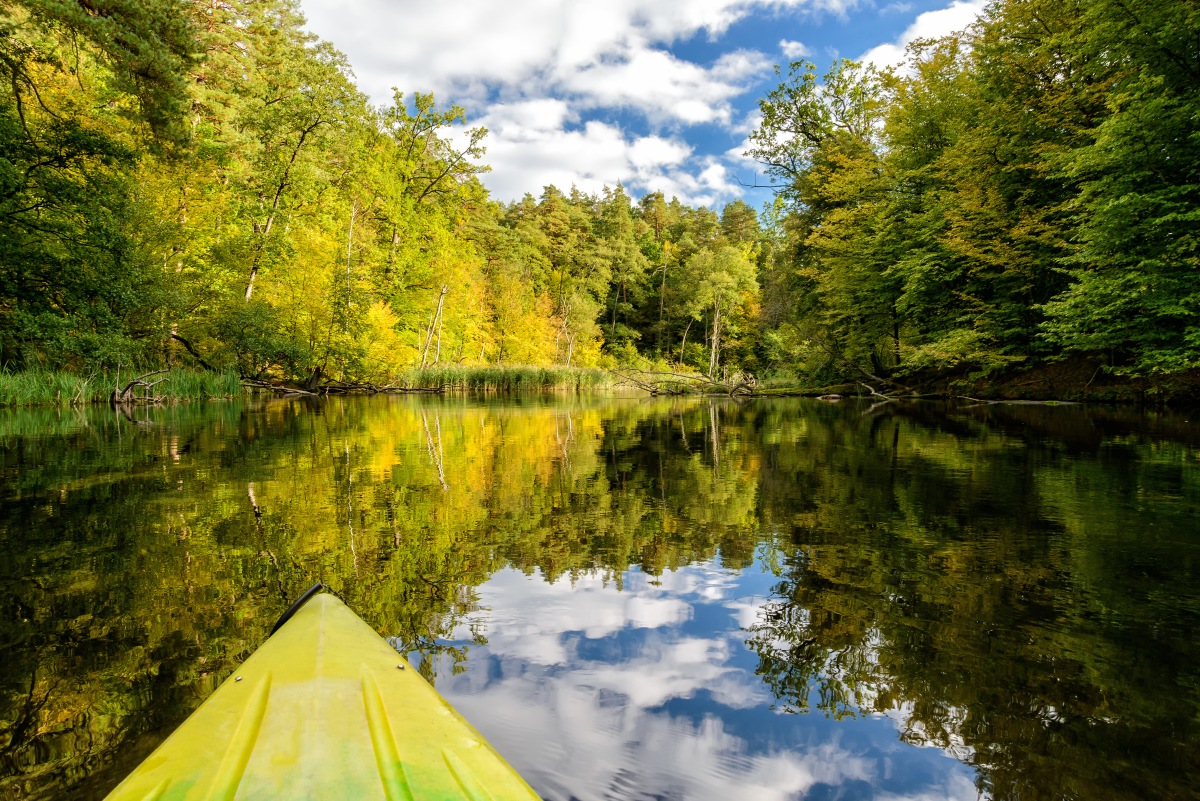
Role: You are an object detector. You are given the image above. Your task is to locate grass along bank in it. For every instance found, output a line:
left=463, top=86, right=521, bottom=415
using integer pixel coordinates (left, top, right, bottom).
left=0, top=368, right=242, bottom=407
left=0, top=365, right=614, bottom=406
left=399, top=365, right=614, bottom=392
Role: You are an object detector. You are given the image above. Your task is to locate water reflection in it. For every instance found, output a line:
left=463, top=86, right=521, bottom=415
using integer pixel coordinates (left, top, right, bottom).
left=431, top=566, right=979, bottom=801
left=0, top=397, right=1198, bottom=800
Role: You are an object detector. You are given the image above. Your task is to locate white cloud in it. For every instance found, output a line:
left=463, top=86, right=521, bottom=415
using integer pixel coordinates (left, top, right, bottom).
left=304, top=0, right=780, bottom=115
left=465, top=118, right=628, bottom=199
left=780, top=39, right=812, bottom=60
left=460, top=106, right=736, bottom=204
left=299, top=0, right=854, bottom=202
left=562, top=48, right=768, bottom=126
left=859, top=0, right=987, bottom=69
left=628, top=136, right=692, bottom=169
left=300, top=0, right=977, bottom=203
left=480, top=99, right=575, bottom=137
left=711, top=49, right=775, bottom=83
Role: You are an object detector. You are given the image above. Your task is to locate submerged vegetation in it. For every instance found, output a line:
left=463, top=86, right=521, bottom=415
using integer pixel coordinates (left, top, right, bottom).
left=0, top=0, right=1196, bottom=401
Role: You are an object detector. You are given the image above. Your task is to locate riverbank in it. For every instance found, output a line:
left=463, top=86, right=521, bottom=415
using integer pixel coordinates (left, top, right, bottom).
left=745, top=356, right=1200, bottom=406
left=0, top=369, right=243, bottom=407
left=949, top=358, right=1200, bottom=405
left=0, top=366, right=615, bottom=407
left=3, top=358, right=1197, bottom=408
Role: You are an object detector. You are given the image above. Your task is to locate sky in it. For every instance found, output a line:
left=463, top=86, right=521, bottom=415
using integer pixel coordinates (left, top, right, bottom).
left=299, top=0, right=988, bottom=208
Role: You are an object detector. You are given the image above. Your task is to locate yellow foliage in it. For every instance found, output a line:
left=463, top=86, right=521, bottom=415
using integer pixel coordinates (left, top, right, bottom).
left=361, top=302, right=417, bottom=381
left=488, top=271, right=558, bottom=364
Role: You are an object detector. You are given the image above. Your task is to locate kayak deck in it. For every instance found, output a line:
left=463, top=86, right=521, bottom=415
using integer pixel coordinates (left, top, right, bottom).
left=104, top=593, right=540, bottom=801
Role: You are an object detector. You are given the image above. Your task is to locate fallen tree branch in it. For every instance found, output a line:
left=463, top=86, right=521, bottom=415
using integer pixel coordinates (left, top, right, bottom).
left=112, top=370, right=171, bottom=405
left=609, top=367, right=755, bottom=397
left=858, top=382, right=895, bottom=401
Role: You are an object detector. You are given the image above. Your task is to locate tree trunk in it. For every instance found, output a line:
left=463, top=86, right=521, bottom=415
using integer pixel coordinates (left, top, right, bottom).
left=893, top=313, right=901, bottom=368
left=420, top=285, right=448, bottom=369
left=555, top=301, right=571, bottom=365
left=657, top=257, right=667, bottom=352
left=386, top=226, right=399, bottom=275
left=434, top=301, right=444, bottom=365
left=345, top=198, right=357, bottom=315
left=245, top=119, right=322, bottom=300
left=708, top=302, right=722, bottom=379
left=611, top=288, right=618, bottom=338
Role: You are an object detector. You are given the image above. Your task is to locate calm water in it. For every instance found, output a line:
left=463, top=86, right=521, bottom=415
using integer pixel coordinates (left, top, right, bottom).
left=1, top=396, right=1199, bottom=801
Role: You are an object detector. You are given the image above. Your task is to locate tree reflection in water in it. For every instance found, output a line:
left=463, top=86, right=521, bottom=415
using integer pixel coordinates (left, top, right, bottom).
left=0, top=397, right=1197, bottom=800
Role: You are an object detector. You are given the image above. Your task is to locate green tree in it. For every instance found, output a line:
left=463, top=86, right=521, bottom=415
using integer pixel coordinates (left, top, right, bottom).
left=0, top=0, right=196, bottom=367
left=596, top=184, right=650, bottom=351
left=681, top=245, right=758, bottom=378
left=1040, top=0, right=1200, bottom=373
left=748, top=59, right=898, bottom=380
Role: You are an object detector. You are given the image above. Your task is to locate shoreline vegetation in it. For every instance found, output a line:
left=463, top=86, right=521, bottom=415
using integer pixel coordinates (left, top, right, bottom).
left=0, top=368, right=242, bottom=408
left=0, top=1, right=1196, bottom=406
left=2, top=357, right=1193, bottom=408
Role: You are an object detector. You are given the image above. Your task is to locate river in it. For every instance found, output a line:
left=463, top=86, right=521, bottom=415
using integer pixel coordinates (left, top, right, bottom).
left=1, top=396, right=1198, bottom=800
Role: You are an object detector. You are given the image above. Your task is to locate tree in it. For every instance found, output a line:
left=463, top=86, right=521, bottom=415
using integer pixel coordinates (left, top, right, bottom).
left=748, top=59, right=899, bottom=380
left=595, top=184, right=649, bottom=351
left=4, top=0, right=196, bottom=140
left=719, top=199, right=758, bottom=247
left=1040, top=0, right=1200, bottom=373
left=681, top=246, right=758, bottom=378
left=0, top=1, right=196, bottom=367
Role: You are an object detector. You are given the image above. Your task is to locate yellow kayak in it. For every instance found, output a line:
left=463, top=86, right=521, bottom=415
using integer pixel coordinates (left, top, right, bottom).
left=104, top=586, right=541, bottom=801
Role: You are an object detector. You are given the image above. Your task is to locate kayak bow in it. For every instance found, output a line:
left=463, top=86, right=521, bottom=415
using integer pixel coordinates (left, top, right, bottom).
left=104, top=589, right=541, bottom=801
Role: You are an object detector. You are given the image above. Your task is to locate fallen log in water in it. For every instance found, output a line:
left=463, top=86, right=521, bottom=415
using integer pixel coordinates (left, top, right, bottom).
left=111, top=370, right=171, bottom=405
left=609, top=368, right=756, bottom=397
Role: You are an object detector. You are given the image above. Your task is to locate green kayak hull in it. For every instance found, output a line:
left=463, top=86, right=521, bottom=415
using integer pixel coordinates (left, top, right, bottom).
left=103, top=592, right=541, bottom=801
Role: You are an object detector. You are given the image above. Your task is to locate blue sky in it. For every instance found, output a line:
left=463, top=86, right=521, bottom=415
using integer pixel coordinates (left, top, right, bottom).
left=299, top=0, right=986, bottom=207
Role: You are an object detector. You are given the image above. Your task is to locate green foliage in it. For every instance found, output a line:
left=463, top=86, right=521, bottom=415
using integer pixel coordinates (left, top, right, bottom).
left=0, top=0, right=778, bottom=388
left=1040, top=0, right=1200, bottom=373
left=6, top=0, right=1195, bottom=394
left=749, top=0, right=1200, bottom=385
left=7, top=0, right=197, bottom=140
left=0, top=5, right=177, bottom=369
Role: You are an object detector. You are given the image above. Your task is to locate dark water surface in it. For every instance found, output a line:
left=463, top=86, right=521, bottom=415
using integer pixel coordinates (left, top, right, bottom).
left=1, top=396, right=1199, bottom=801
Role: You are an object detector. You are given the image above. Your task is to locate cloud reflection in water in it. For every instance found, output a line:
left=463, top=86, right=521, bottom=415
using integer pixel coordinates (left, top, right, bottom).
left=427, top=563, right=981, bottom=801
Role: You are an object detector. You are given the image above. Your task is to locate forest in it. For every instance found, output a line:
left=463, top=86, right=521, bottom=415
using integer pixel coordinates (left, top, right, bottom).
left=0, top=0, right=1196, bottom=394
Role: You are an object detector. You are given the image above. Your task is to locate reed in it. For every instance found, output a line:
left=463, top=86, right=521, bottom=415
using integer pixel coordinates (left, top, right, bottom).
left=0, top=368, right=242, bottom=407
left=401, top=365, right=613, bottom=393
left=0, top=370, right=96, bottom=406
left=153, top=368, right=242, bottom=401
